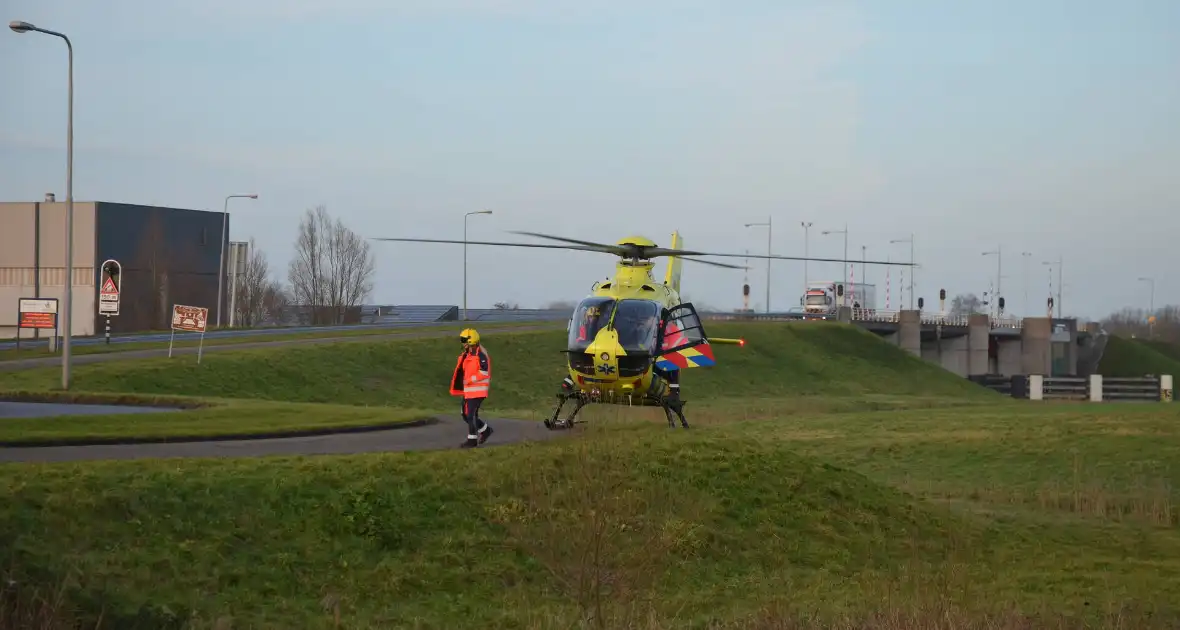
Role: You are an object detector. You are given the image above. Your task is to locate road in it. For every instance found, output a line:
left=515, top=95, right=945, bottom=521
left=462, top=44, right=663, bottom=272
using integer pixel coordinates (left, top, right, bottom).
left=0, top=415, right=560, bottom=463
left=0, top=323, right=558, bottom=372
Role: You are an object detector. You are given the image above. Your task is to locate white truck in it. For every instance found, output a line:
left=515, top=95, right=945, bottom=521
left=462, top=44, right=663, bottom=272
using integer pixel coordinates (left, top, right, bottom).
left=800, top=280, right=877, bottom=318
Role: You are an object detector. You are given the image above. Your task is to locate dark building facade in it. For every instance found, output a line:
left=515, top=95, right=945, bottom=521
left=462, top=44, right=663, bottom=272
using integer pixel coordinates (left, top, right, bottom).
left=94, top=202, right=228, bottom=333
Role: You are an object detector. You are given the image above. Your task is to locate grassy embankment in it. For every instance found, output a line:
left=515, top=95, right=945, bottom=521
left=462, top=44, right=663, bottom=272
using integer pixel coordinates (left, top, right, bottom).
left=3, top=322, right=1179, bottom=627
left=0, top=320, right=553, bottom=363
left=0, top=321, right=992, bottom=444
left=1095, top=334, right=1180, bottom=378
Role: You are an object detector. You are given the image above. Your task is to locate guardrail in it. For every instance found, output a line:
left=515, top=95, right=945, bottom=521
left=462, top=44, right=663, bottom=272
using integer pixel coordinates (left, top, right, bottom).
left=975, top=374, right=1174, bottom=402
left=704, top=309, right=1023, bottom=329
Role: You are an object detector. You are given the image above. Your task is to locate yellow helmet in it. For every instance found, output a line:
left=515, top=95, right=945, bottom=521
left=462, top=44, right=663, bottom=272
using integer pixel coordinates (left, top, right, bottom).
left=459, top=328, right=480, bottom=346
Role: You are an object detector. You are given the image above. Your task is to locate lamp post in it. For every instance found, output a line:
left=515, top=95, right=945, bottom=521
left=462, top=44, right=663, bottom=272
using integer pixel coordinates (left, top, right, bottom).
left=889, top=234, right=914, bottom=309
left=217, top=194, right=258, bottom=328
left=1138, top=276, right=1155, bottom=337
left=982, top=246, right=1002, bottom=318
left=464, top=210, right=493, bottom=320
left=800, top=221, right=812, bottom=295
left=10, top=20, right=74, bottom=389
left=821, top=224, right=849, bottom=306
left=744, top=217, right=772, bottom=313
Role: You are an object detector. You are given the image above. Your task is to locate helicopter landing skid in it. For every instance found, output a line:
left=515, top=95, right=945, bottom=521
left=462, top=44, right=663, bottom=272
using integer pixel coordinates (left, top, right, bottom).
left=544, top=391, right=588, bottom=430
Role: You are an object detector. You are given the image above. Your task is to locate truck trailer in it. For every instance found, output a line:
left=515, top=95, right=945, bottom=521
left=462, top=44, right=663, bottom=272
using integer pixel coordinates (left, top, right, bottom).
left=800, top=280, right=877, bottom=318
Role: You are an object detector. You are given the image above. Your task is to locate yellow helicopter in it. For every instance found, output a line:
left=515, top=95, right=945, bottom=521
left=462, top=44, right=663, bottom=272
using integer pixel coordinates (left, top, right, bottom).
left=374, top=229, right=909, bottom=431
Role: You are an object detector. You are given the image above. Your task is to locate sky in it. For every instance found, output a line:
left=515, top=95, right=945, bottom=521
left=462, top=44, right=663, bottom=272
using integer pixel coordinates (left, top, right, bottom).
left=2, top=0, right=1177, bottom=320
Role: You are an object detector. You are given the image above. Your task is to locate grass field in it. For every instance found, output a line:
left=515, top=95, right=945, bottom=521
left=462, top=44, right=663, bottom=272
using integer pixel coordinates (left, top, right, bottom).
left=2, top=321, right=1178, bottom=628
left=0, top=320, right=555, bottom=363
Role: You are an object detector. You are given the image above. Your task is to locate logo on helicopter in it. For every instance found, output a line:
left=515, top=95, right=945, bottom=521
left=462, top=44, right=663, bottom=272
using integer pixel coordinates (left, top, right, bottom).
left=596, top=364, right=616, bottom=375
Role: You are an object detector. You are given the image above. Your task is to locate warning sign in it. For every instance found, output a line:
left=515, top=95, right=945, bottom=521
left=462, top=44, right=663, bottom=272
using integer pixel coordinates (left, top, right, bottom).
left=99, top=259, right=121, bottom=316
left=171, top=304, right=208, bottom=333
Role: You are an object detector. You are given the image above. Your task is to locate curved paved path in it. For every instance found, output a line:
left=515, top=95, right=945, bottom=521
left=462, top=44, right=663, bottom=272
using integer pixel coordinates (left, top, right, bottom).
left=0, top=416, right=561, bottom=464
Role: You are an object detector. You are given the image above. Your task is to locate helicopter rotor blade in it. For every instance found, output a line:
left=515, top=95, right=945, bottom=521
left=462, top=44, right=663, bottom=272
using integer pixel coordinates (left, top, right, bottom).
left=669, top=250, right=917, bottom=266
left=678, top=256, right=747, bottom=270
left=370, top=236, right=608, bottom=254
left=506, top=230, right=628, bottom=254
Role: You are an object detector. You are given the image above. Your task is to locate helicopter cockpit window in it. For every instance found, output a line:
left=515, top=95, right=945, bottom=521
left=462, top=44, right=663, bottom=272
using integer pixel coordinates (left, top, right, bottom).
left=612, top=300, right=662, bottom=353
left=568, top=297, right=614, bottom=351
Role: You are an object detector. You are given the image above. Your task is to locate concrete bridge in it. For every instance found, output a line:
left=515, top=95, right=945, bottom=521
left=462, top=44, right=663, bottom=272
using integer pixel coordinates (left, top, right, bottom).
left=704, top=308, right=1088, bottom=378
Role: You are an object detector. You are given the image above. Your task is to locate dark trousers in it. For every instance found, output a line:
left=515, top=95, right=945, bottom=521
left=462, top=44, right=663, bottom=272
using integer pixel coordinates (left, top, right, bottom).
left=462, top=397, right=487, bottom=437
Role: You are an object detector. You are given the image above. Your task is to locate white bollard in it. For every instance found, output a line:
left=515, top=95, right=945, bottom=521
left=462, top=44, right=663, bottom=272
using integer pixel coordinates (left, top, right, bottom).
left=1089, top=374, right=1103, bottom=402
left=1029, top=374, right=1044, bottom=401
left=1162, top=375, right=1173, bottom=402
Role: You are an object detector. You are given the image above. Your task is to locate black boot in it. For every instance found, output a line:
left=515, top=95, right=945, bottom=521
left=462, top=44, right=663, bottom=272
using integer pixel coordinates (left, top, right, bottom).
left=460, top=436, right=479, bottom=448
left=478, top=424, right=494, bottom=444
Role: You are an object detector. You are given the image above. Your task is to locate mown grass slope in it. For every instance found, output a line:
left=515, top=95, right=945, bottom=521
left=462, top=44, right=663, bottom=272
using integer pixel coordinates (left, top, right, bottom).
left=3, top=404, right=1179, bottom=629
left=1096, top=335, right=1180, bottom=377
left=0, top=321, right=994, bottom=416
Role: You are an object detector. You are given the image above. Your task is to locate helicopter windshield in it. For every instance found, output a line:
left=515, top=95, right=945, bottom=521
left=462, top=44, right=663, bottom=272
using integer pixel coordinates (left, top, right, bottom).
left=567, top=297, right=662, bottom=354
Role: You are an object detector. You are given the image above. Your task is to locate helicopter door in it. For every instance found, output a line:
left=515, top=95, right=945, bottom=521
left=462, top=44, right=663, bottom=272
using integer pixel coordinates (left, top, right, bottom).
left=655, top=302, right=715, bottom=370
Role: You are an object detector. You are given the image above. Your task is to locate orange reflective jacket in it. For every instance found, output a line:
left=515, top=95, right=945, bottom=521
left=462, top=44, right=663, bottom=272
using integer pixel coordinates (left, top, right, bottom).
left=450, top=346, right=491, bottom=399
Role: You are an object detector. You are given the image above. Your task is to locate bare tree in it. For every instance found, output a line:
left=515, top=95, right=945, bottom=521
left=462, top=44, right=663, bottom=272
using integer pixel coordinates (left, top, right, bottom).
left=949, top=293, right=986, bottom=318
left=261, top=282, right=292, bottom=325
left=287, top=205, right=376, bottom=325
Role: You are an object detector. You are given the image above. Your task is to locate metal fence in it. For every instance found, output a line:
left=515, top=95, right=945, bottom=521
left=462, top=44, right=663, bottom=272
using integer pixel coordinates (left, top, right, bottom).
left=972, top=373, right=1173, bottom=403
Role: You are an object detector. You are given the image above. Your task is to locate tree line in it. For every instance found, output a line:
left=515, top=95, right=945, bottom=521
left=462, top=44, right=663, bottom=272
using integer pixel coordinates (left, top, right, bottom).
left=232, top=204, right=376, bottom=327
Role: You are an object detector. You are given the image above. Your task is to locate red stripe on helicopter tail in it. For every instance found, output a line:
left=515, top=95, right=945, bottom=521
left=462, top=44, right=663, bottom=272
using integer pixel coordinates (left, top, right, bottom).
left=695, top=342, right=715, bottom=361
left=656, top=351, right=690, bottom=369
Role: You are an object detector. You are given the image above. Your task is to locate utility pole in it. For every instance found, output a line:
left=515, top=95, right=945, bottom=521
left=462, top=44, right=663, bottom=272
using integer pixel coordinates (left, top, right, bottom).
left=1021, top=252, right=1031, bottom=317
left=800, top=221, right=812, bottom=296
left=463, top=210, right=493, bottom=320
left=889, top=234, right=915, bottom=309
left=822, top=225, right=849, bottom=306
left=1042, top=257, right=1063, bottom=318
left=744, top=217, right=772, bottom=313
left=982, top=246, right=1002, bottom=318
left=1139, top=276, right=1155, bottom=337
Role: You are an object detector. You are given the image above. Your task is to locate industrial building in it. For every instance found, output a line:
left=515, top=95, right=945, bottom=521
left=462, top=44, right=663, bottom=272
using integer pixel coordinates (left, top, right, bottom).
left=0, top=196, right=228, bottom=339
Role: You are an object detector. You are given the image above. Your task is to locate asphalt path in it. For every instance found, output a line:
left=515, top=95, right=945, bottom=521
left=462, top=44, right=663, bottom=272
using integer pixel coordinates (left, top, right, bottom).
left=0, top=415, right=561, bottom=463
left=0, top=323, right=558, bottom=372
left=0, top=401, right=180, bottom=418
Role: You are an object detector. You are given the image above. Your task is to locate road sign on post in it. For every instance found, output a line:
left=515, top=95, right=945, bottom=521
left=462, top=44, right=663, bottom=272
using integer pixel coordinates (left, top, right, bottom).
left=169, top=304, right=210, bottom=363
left=99, top=259, right=121, bottom=317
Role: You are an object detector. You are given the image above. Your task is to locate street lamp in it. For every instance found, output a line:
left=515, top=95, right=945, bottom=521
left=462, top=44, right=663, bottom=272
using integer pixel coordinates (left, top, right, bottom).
left=889, top=234, right=915, bottom=309
left=800, top=221, right=812, bottom=295
left=821, top=224, right=849, bottom=307
left=744, top=217, right=772, bottom=313
left=982, top=246, right=1002, bottom=317
left=217, top=193, right=258, bottom=328
left=1139, top=276, right=1155, bottom=337
left=11, top=20, right=74, bottom=389
left=464, top=210, right=493, bottom=320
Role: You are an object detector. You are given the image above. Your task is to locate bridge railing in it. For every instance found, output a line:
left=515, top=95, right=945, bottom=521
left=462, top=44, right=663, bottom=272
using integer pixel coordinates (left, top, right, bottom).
left=849, top=308, right=1023, bottom=329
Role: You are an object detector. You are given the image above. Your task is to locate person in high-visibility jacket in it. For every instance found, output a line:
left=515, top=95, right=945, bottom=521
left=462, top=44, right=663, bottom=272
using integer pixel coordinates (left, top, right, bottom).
left=450, top=328, right=494, bottom=448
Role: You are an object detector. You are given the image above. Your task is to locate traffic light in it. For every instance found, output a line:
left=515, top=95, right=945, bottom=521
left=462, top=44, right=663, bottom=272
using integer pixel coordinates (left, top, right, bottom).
left=918, top=297, right=924, bottom=309
left=742, top=283, right=750, bottom=296
left=837, top=284, right=844, bottom=297
left=102, top=260, right=121, bottom=292
left=998, top=297, right=1006, bottom=312
left=939, top=289, right=946, bottom=300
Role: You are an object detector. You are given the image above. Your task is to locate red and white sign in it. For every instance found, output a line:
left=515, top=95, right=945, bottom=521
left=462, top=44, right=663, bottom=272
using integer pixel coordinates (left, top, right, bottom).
left=99, top=274, right=120, bottom=315
left=18, top=298, right=58, bottom=330
left=171, top=304, right=208, bottom=333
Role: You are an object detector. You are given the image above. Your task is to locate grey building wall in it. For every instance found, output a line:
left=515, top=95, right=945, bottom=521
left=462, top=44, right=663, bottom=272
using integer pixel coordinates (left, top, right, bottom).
left=94, top=202, right=227, bottom=333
